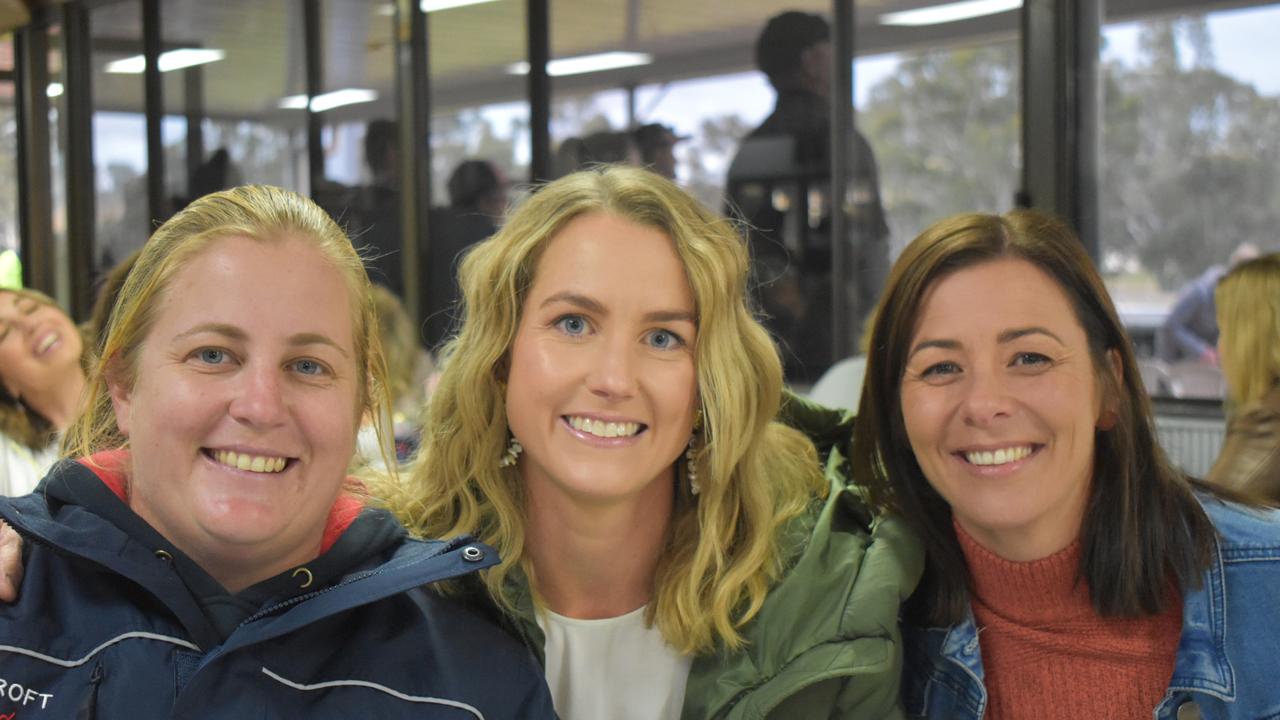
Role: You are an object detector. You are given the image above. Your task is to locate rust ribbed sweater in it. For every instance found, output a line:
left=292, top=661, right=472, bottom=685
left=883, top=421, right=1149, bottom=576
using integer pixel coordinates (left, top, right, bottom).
left=954, top=523, right=1183, bottom=719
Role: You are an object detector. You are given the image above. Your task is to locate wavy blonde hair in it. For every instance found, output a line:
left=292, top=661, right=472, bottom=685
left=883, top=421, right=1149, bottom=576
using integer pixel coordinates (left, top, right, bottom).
left=1216, top=253, right=1280, bottom=408
left=65, top=185, right=391, bottom=468
left=0, top=288, right=90, bottom=450
left=383, top=166, right=825, bottom=654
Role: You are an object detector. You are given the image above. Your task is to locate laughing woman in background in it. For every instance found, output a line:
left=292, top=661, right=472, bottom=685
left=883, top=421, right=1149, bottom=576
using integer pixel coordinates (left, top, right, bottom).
left=0, top=289, right=87, bottom=495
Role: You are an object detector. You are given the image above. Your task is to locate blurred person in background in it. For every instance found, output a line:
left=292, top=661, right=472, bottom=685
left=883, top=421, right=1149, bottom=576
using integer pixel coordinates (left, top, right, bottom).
left=424, top=158, right=510, bottom=350
left=360, top=284, right=435, bottom=466
left=633, top=123, right=685, bottom=180
left=854, top=210, right=1280, bottom=719
left=0, top=288, right=87, bottom=495
left=1157, top=242, right=1259, bottom=366
left=553, top=130, right=641, bottom=179
left=1207, top=253, right=1280, bottom=501
left=725, top=10, right=889, bottom=385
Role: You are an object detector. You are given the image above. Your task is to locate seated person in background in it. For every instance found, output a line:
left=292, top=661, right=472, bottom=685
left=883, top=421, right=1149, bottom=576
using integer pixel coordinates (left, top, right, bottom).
left=853, top=210, right=1280, bottom=719
left=0, top=288, right=87, bottom=495
left=632, top=123, right=684, bottom=180
left=553, top=130, right=640, bottom=178
left=0, top=185, right=554, bottom=718
left=1157, top=242, right=1259, bottom=365
left=1208, top=253, right=1280, bottom=502
left=359, top=284, right=435, bottom=466
left=424, top=159, right=509, bottom=349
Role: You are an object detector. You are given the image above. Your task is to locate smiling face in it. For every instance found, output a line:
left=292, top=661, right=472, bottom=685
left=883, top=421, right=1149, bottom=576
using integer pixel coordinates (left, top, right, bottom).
left=0, top=290, right=83, bottom=403
left=899, top=258, right=1111, bottom=561
left=110, top=234, right=362, bottom=591
left=505, top=212, right=699, bottom=506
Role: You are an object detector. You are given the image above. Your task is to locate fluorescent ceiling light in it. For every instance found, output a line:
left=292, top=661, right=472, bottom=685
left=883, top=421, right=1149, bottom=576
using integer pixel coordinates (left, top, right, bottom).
left=880, top=0, right=1021, bottom=26
left=422, top=0, right=500, bottom=11
left=507, top=51, right=652, bottom=77
left=105, top=48, right=226, bottom=74
left=278, top=88, right=378, bottom=112
left=46, top=83, right=64, bottom=98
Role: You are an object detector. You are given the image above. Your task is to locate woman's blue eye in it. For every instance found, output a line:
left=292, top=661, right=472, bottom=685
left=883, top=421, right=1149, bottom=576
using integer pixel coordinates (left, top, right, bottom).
left=198, top=349, right=226, bottom=364
left=648, top=329, right=684, bottom=350
left=294, top=359, right=326, bottom=376
left=555, top=315, right=589, bottom=336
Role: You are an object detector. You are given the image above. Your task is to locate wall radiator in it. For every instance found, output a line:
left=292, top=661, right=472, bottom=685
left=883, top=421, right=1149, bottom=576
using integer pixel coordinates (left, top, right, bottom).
left=1155, top=414, right=1227, bottom=479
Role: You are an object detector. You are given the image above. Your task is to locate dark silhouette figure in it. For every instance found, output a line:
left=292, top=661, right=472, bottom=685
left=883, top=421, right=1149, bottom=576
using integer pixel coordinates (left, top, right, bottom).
left=725, top=11, right=890, bottom=384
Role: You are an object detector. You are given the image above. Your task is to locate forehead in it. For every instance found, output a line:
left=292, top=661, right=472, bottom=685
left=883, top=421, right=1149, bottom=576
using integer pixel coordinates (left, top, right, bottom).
left=528, top=212, right=693, bottom=304
left=913, top=258, right=1084, bottom=339
left=154, top=234, right=357, bottom=347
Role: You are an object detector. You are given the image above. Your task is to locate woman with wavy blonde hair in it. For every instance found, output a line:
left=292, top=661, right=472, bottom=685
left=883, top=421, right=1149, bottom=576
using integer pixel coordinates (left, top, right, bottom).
left=0, top=287, right=88, bottom=495
left=1208, top=253, right=1280, bottom=501
left=380, top=165, right=922, bottom=719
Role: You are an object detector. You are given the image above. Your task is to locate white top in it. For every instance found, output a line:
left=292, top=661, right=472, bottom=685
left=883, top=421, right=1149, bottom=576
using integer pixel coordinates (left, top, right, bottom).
left=0, top=433, right=58, bottom=496
left=538, top=605, right=692, bottom=720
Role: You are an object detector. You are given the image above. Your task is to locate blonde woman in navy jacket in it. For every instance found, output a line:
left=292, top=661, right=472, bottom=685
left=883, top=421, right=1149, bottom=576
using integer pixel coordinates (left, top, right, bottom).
left=0, top=186, right=554, bottom=718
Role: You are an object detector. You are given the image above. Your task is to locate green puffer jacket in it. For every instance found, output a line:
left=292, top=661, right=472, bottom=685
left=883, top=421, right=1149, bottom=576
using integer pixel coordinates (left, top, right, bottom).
left=493, top=395, right=925, bottom=719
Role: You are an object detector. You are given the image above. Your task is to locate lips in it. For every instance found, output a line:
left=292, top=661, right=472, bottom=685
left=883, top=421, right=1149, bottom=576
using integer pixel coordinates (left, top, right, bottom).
left=33, top=331, right=59, bottom=357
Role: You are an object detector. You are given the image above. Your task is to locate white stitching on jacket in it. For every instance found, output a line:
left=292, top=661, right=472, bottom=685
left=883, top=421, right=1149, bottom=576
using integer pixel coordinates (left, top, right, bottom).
left=0, top=631, right=201, bottom=667
left=260, top=666, right=485, bottom=718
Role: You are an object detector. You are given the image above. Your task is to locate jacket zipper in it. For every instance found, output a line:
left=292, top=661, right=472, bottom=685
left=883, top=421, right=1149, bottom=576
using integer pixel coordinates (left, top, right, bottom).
left=76, top=660, right=104, bottom=720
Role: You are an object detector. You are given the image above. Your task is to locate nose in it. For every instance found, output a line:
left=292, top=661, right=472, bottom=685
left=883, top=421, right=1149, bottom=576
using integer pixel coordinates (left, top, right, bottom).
left=960, top=366, right=1014, bottom=428
left=228, top=362, right=288, bottom=428
left=585, top=335, right=637, bottom=400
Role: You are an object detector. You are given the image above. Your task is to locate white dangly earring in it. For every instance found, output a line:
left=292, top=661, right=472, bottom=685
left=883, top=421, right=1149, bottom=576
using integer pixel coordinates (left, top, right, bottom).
left=499, top=434, right=523, bottom=468
left=686, top=410, right=704, bottom=496
left=686, top=436, right=700, bottom=496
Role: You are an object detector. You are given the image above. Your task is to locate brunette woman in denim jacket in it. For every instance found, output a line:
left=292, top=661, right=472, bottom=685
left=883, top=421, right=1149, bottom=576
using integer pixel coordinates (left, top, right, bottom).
left=851, top=209, right=1280, bottom=720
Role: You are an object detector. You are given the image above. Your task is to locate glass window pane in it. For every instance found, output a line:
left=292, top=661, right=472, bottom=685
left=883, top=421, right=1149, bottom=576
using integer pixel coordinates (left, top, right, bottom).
left=1100, top=3, right=1280, bottom=400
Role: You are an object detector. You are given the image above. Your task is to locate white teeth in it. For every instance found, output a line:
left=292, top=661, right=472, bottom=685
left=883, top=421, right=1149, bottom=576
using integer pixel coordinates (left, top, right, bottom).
left=567, top=416, right=641, bottom=438
left=36, top=333, right=57, bottom=355
left=964, top=446, right=1033, bottom=466
left=214, top=450, right=288, bottom=473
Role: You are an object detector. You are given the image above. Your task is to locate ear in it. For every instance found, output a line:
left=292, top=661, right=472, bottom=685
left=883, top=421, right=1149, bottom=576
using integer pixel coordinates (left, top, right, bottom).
left=105, top=361, right=133, bottom=437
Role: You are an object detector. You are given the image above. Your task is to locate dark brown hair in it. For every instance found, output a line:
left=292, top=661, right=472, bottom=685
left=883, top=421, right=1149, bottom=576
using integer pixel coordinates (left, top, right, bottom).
left=852, top=209, right=1218, bottom=625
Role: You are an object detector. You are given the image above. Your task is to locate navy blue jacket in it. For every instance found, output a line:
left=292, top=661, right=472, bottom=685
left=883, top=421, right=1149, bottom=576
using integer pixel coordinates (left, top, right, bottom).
left=0, top=459, right=557, bottom=719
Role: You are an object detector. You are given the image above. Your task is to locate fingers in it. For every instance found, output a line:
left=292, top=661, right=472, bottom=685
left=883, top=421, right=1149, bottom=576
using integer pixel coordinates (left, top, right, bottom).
left=0, top=520, right=24, bottom=602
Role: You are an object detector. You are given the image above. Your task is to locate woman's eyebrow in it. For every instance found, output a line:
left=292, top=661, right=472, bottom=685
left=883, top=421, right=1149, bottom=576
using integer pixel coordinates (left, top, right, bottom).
left=539, top=291, right=606, bottom=315
left=908, top=338, right=959, bottom=360
left=997, top=326, right=1064, bottom=345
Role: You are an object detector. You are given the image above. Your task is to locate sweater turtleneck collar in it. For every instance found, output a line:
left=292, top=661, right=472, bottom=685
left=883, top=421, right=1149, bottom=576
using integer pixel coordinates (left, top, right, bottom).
left=953, top=518, right=1095, bottom=626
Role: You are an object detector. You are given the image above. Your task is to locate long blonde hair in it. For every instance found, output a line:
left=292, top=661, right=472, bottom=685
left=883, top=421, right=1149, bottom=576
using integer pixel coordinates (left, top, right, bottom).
left=1217, top=253, right=1280, bottom=408
left=65, top=185, right=391, bottom=465
left=384, top=166, right=825, bottom=654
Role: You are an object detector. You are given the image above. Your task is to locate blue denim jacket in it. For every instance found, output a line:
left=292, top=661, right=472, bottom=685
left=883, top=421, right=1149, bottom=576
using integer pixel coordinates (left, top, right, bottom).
left=902, top=496, right=1280, bottom=719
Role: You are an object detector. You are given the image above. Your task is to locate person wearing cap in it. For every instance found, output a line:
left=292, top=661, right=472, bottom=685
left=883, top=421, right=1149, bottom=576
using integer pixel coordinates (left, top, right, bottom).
left=725, top=10, right=890, bottom=386
left=633, top=123, right=685, bottom=180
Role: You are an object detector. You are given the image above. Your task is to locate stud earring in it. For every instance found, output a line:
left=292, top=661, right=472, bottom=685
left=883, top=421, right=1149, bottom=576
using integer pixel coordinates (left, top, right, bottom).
left=499, top=434, right=523, bottom=468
